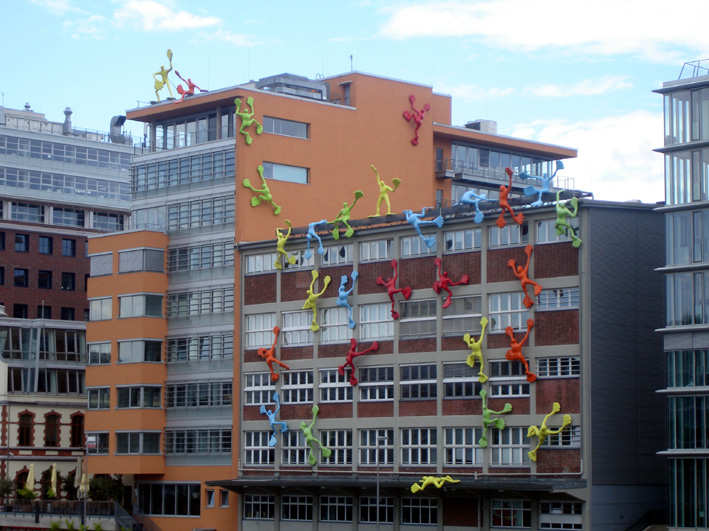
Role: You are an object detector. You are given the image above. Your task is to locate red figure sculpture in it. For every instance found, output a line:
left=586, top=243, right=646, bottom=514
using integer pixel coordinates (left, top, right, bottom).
left=505, top=319, right=537, bottom=382
left=174, top=71, right=206, bottom=103
left=338, top=338, right=380, bottom=386
left=257, top=326, right=290, bottom=381
left=376, top=259, right=412, bottom=320
left=508, top=244, right=543, bottom=308
left=432, top=257, right=469, bottom=309
left=402, top=94, right=430, bottom=146
left=497, top=167, right=524, bottom=229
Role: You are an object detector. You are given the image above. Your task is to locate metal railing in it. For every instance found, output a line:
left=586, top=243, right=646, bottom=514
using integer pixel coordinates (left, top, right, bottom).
left=679, top=59, right=709, bottom=79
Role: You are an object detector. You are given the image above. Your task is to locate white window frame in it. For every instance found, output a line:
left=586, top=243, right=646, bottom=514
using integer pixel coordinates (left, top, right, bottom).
left=243, top=431, right=274, bottom=466
left=543, top=425, right=581, bottom=448
left=89, top=297, right=112, bottom=321
left=359, top=303, right=394, bottom=341
left=359, top=428, right=394, bottom=466
left=444, top=228, right=482, bottom=252
left=442, top=296, right=482, bottom=337
left=537, top=357, right=580, bottom=378
left=320, top=243, right=353, bottom=266
left=537, top=218, right=579, bottom=244
left=245, top=252, right=278, bottom=274
left=359, top=366, right=394, bottom=402
left=445, top=427, right=482, bottom=466
left=443, top=362, right=482, bottom=398
left=319, top=368, right=353, bottom=403
left=489, top=360, right=530, bottom=397
left=400, top=364, right=437, bottom=400
left=401, top=427, right=437, bottom=465
left=489, top=222, right=529, bottom=247
left=399, top=299, right=437, bottom=339
left=319, top=306, right=352, bottom=344
left=537, top=287, right=580, bottom=311
left=320, top=429, right=353, bottom=466
left=245, top=313, right=277, bottom=349
left=488, top=292, right=530, bottom=332
left=282, top=310, right=313, bottom=346
left=359, top=239, right=392, bottom=262
left=280, top=370, right=313, bottom=404
left=491, top=427, right=531, bottom=466
left=401, top=235, right=436, bottom=257
left=244, top=372, right=276, bottom=406
left=281, top=431, right=309, bottom=466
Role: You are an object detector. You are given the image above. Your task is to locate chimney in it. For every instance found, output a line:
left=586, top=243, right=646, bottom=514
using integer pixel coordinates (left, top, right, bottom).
left=63, top=107, right=73, bottom=135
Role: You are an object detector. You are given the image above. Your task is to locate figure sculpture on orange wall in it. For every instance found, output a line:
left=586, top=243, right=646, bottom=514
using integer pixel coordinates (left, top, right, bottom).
left=376, top=259, right=412, bottom=320
left=507, top=244, right=543, bottom=308
left=257, top=326, right=290, bottom=381
left=174, top=70, right=206, bottom=103
left=402, top=94, right=431, bottom=146
left=274, top=219, right=298, bottom=270
left=505, top=319, right=537, bottom=382
left=338, top=338, right=379, bottom=386
left=497, top=167, right=524, bottom=228
left=433, top=257, right=469, bottom=308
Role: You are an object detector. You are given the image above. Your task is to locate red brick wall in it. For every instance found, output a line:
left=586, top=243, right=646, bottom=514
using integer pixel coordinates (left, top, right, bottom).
left=281, top=346, right=313, bottom=361
left=243, top=274, right=276, bottom=305
left=280, top=270, right=317, bottom=302
left=399, top=257, right=435, bottom=290
left=358, top=261, right=396, bottom=295
left=399, top=337, right=436, bottom=353
left=536, top=449, right=581, bottom=473
left=442, top=399, right=482, bottom=416
left=439, top=251, right=481, bottom=285
left=534, top=310, right=579, bottom=345
left=535, top=243, right=579, bottom=278
left=536, top=379, right=580, bottom=414
left=487, top=247, right=527, bottom=283
left=488, top=397, right=530, bottom=415
left=441, top=335, right=466, bottom=351
left=318, top=402, right=352, bottom=419
left=399, top=400, right=437, bottom=417
left=318, top=343, right=350, bottom=359
left=358, top=401, right=394, bottom=418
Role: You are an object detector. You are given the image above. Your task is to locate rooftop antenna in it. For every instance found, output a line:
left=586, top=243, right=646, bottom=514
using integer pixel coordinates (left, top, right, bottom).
left=350, top=55, right=353, bottom=72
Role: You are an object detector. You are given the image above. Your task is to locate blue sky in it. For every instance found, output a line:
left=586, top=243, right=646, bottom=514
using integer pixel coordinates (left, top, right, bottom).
left=2, top=0, right=707, bottom=203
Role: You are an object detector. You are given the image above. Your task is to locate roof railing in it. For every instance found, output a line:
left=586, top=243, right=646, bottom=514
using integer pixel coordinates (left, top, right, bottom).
left=679, top=59, right=709, bottom=79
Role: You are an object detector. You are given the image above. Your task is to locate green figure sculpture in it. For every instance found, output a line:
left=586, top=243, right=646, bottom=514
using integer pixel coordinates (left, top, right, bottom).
left=153, top=49, right=174, bottom=102
left=300, top=404, right=332, bottom=465
left=235, top=96, right=263, bottom=145
left=275, top=219, right=297, bottom=270
left=555, top=189, right=582, bottom=248
left=527, top=402, right=572, bottom=462
left=243, top=165, right=281, bottom=215
left=479, top=388, right=512, bottom=448
left=303, top=270, right=331, bottom=332
left=463, top=317, right=488, bottom=383
left=332, top=190, right=364, bottom=240
left=411, top=475, right=459, bottom=493
left=370, top=165, right=401, bottom=217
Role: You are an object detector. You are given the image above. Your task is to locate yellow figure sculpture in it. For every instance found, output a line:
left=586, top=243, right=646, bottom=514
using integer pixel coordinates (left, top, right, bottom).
left=370, top=165, right=401, bottom=217
left=153, top=49, right=174, bottom=102
left=527, top=402, right=572, bottom=462
left=463, top=317, right=488, bottom=383
left=275, top=219, right=297, bottom=270
left=411, top=475, right=460, bottom=493
left=303, top=270, right=331, bottom=332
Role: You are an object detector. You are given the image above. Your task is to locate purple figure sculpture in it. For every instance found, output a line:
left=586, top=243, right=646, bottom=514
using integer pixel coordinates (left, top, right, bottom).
left=337, top=271, right=359, bottom=329
left=304, top=219, right=329, bottom=259
left=519, top=160, right=564, bottom=207
left=403, top=207, right=444, bottom=249
left=459, top=189, right=490, bottom=223
left=260, top=391, right=288, bottom=447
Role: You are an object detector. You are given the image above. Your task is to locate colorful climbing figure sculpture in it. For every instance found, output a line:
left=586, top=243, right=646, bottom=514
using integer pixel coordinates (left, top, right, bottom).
left=402, top=94, right=430, bottom=146
left=376, top=259, right=412, bottom=320
left=463, top=317, right=489, bottom=383
left=300, top=404, right=332, bottom=465
left=411, top=475, right=459, bottom=493
left=174, top=70, right=206, bottom=103
left=332, top=190, right=364, bottom=240
left=243, top=165, right=281, bottom=215
left=338, top=338, right=379, bottom=386
left=303, top=270, right=331, bottom=332
left=304, top=219, right=329, bottom=259
left=336, top=271, right=359, bottom=329
left=404, top=208, right=444, bottom=249
left=527, top=402, right=572, bottom=462
left=370, top=165, right=401, bottom=217
left=519, top=160, right=564, bottom=207
left=152, top=49, right=174, bottom=102
left=555, top=189, right=582, bottom=248
left=479, top=388, right=512, bottom=448
left=433, top=257, right=469, bottom=308
left=235, top=96, right=263, bottom=145
left=497, top=167, right=524, bottom=228
left=257, top=326, right=289, bottom=381
left=459, top=189, right=490, bottom=223
left=505, top=319, right=537, bottom=382
left=275, top=219, right=297, bottom=270
left=260, top=391, right=288, bottom=447
left=508, top=244, right=543, bottom=308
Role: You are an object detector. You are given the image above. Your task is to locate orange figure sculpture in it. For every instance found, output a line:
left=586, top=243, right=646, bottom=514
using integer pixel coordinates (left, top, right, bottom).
left=507, top=244, right=543, bottom=308
left=505, top=319, right=537, bottom=382
left=338, top=338, right=379, bottom=386
left=376, top=259, right=412, bottom=320
left=433, top=257, right=469, bottom=309
left=497, top=167, right=524, bottom=228
left=303, top=270, right=331, bottom=332
left=257, top=326, right=290, bottom=381
left=174, top=70, right=206, bottom=103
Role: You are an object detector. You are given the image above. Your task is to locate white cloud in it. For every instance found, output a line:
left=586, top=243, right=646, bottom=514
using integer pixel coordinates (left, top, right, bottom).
left=113, top=0, right=221, bottom=32
left=63, top=15, right=107, bottom=38
left=510, top=111, right=665, bottom=203
left=30, top=0, right=83, bottom=15
left=436, top=82, right=515, bottom=102
left=379, top=0, right=709, bottom=62
left=203, top=29, right=259, bottom=47
left=523, top=75, right=633, bottom=98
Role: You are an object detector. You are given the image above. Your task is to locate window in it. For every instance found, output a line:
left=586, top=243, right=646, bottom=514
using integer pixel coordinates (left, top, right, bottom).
left=320, top=307, right=352, bottom=344
left=119, top=249, right=165, bottom=273
left=401, top=428, right=437, bottom=465
left=89, top=253, right=112, bottom=277
left=491, top=427, right=531, bottom=466
left=116, top=432, right=161, bottom=454
left=263, top=116, right=309, bottom=138
left=165, top=380, right=232, bottom=408
left=262, top=161, right=308, bottom=184
left=320, top=243, right=353, bottom=266
left=60, top=307, right=75, bottom=321
left=167, top=288, right=233, bottom=317
left=243, top=494, right=275, bottom=520
left=118, top=340, right=162, bottom=363
left=62, top=239, right=76, bottom=257
left=360, top=496, right=394, bottom=524
left=53, top=208, right=85, bottom=227
left=359, top=429, right=394, bottom=466
left=86, top=432, right=109, bottom=454
left=88, top=388, right=110, bottom=409
left=489, top=292, right=530, bottom=332
left=537, top=218, right=579, bottom=244
left=320, top=496, right=353, bottom=522
left=401, top=497, right=437, bottom=525
left=14, top=268, right=28, bottom=287
left=492, top=499, right=532, bottom=528
left=489, top=222, right=528, bottom=247
left=119, top=294, right=163, bottom=318
left=359, top=303, right=394, bottom=341
left=245, top=313, right=276, bottom=349
left=401, top=235, right=435, bottom=256
left=37, top=305, right=51, bottom=319
left=89, top=298, right=112, bottom=321
left=281, top=495, right=313, bottom=521
left=281, top=430, right=309, bottom=465
left=279, top=310, right=312, bottom=346
left=243, top=431, right=274, bottom=465
left=70, top=415, right=84, bottom=447
left=0, top=231, right=4, bottom=250
left=168, top=241, right=234, bottom=271
left=14, top=233, right=29, bottom=252
left=539, top=501, right=583, bottom=530
left=38, top=270, right=52, bottom=289
left=401, top=364, right=437, bottom=400
left=489, top=360, right=530, bottom=397
left=281, top=370, right=313, bottom=404
left=39, top=236, right=53, bottom=254
left=18, top=413, right=34, bottom=446
left=360, top=239, right=392, bottom=262
left=166, top=195, right=235, bottom=230
left=444, top=228, right=482, bottom=252
left=166, top=334, right=233, bottom=362
left=117, top=386, right=161, bottom=408
left=244, top=373, right=276, bottom=406
left=537, top=287, right=579, bottom=310
left=164, top=428, right=232, bottom=454
left=320, top=430, right=353, bottom=465
left=400, top=299, right=437, bottom=338
left=45, top=414, right=60, bottom=447
left=13, top=304, right=28, bottom=318
left=443, top=362, right=482, bottom=398
left=543, top=425, right=581, bottom=448
left=11, top=202, right=44, bottom=223
left=0, top=267, right=3, bottom=285
left=537, top=357, right=580, bottom=378
left=667, top=271, right=709, bottom=326
left=219, top=490, right=229, bottom=508
left=319, top=369, right=352, bottom=403
left=88, top=343, right=111, bottom=365
left=445, top=427, right=482, bottom=465
left=667, top=350, right=709, bottom=388
left=443, top=296, right=482, bottom=336
left=93, top=212, right=125, bottom=231
left=61, top=272, right=75, bottom=291
left=135, top=482, right=201, bottom=517
left=245, top=252, right=278, bottom=274
left=359, top=366, right=394, bottom=402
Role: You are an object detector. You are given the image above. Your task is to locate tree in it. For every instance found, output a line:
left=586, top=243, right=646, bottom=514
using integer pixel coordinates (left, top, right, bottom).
left=88, top=475, right=123, bottom=503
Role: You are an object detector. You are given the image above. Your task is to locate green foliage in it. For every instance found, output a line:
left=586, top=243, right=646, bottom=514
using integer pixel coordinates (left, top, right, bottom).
left=0, top=477, right=15, bottom=499
left=62, top=470, right=78, bottom=501
left=48, top=521, right=61, bottom=531
left=65, top=518, right=77, bottom=531
left=93, top=524, right=103, bottom=531
left=17, top=487, right=37, bottom=499
left=88, top=474, right=123, bottom=503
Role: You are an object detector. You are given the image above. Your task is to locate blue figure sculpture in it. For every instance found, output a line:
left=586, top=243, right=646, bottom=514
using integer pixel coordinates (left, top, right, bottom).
left=519, top=160, right=564, bottom=207
left=304, top=219, right=329, bottom=259
left=403, top=207, right=444, bottom=249
left=336, top=271, right=359, bottom=329
left=260, top=391, right=288, bottom=447
left=459, top=189, right=490, bottom=224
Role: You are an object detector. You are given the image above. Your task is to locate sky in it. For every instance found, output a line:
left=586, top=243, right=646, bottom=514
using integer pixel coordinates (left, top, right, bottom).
left=2, top=0, right=708, bottom=203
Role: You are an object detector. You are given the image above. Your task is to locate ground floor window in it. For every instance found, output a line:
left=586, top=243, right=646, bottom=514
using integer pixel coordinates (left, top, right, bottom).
left=281, top=494, right=313, bottom=521
left=136, top=482, right=200, bottom=516
left=539, top=501, right=583, bottom=529
left=670, top=457, right=709, bottom=528
left=401, top=497, right=438, bottom=525
left=492, top=499, right=531, bottom=528
left=243, top=494, right=274, bottom=520
left=360, top=496, right=394, bottom=524
left=320, top=495, right=353, bottom=522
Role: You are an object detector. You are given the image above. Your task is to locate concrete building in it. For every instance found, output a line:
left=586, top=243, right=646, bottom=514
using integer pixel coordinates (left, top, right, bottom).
left=0, top=103, right=133, bottom=496
left=655, top=59, right=709, bottom=529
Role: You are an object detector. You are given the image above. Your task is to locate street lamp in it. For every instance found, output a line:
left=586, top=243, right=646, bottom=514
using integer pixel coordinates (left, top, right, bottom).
left=376, top=434, right=387, bottom=531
